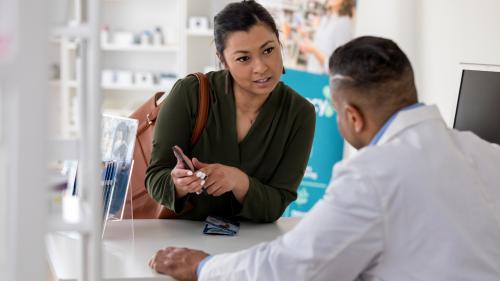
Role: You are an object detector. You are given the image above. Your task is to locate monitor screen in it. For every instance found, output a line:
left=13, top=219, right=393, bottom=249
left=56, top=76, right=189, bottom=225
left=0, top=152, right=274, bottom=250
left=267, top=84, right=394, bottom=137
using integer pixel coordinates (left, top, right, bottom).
left=454, top=69, right=500, bottom=145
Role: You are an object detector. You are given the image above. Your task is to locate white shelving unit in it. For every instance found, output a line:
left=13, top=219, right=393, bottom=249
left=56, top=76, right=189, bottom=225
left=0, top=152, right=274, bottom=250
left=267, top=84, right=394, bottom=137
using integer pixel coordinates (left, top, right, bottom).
left=184, top=0, right=232, bottom=74
left=101, top=43, right=179, bottom=52
left=50, top=80, right=78, bottom=88
left=101, top=84, right=173, bottom=91
left=0, top=0, right=86, bottom=280
left=258, top=0, right=301, bottom=12
left=49, top=37, right=80, bottom=136
left=187, top=28, right=214, bottom=37
left=100, top=0, right=184, bottom=116
left=98, top=0, right=233, bottom=117
left=47, top=0, right=104, bottom=280
left=52, top=0, right=234, bottom=124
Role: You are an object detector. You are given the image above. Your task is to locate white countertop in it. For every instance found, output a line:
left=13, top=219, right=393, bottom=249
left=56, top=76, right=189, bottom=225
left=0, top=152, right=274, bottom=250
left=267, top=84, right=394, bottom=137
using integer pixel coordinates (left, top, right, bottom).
left=47, top=218, right=300, bottom=280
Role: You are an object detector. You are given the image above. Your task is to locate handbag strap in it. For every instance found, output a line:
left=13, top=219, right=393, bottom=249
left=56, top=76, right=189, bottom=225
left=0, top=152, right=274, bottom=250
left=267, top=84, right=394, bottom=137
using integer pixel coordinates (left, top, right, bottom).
left=147, top=73, right=209, bottom=145
left=190, top=72, right=210, bottom=146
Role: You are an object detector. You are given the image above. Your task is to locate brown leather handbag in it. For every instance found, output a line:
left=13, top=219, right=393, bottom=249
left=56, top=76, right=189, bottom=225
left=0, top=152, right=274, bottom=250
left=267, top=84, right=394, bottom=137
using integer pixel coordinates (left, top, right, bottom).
left=123, top=72, right=210, bottom=219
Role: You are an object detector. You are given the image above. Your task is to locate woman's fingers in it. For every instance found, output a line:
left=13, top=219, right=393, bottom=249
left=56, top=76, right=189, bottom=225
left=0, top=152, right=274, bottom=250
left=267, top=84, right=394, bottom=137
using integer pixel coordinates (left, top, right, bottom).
left=186, top=178, right=205, bottom=193
left=171, top=168, right=193, bottom=178
left=172, top=162, right=236, bottom=196
left=213, top=188, right=229, bottom=197
left=171, top=168, right=204, bottom=194
left=205, top=182, right=224, bottom=196
left=175, top=175, right=199, bottom=187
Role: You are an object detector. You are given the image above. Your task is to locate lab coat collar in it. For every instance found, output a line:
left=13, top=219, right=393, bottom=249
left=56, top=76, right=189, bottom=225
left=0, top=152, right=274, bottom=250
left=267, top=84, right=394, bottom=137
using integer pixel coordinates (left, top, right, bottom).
left=377, top=105, right=443, bottom=145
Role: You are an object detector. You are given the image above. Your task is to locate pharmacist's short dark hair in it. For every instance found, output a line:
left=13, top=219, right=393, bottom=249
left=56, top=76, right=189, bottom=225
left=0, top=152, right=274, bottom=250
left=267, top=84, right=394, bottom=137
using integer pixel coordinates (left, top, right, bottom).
left=214, top=0, right=280, bottom=59
left=328, top=36, right=418, bottom=107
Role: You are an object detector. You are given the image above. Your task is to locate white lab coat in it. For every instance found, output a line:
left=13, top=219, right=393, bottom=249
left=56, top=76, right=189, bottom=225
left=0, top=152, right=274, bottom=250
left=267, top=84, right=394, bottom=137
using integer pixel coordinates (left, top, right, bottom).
left=199, top=105, right=500, bottom=281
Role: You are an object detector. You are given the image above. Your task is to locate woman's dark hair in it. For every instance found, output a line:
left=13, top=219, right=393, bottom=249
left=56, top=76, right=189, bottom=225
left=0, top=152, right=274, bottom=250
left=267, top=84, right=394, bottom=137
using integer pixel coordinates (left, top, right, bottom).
left=214, top=0, right=280, bottom=59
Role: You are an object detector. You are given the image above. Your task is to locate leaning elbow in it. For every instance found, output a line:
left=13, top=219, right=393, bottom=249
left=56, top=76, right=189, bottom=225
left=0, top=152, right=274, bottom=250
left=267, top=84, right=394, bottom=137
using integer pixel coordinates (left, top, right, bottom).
left=264, top=198, right=292, bottom=223
left=263, top=213, right=282, bottom=223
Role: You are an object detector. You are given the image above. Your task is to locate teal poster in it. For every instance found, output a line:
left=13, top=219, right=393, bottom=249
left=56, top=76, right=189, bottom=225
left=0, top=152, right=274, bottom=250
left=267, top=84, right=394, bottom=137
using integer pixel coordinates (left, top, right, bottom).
left=281, top=69, right=344, bottom=217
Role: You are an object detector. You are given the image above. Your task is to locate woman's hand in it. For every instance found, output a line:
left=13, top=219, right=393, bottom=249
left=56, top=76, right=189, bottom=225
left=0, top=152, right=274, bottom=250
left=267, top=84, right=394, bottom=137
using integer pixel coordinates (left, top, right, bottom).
left=192, top=158, right=249, bottom=203
left=171, top=156, right=205, bottom=199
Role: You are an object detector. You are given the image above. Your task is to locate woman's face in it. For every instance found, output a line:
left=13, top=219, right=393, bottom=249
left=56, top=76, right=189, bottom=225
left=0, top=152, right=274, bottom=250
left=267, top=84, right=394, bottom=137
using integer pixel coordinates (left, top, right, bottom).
left=327, top=0, right=343, bottom=12
left=221, top=23, right=283, bottom=97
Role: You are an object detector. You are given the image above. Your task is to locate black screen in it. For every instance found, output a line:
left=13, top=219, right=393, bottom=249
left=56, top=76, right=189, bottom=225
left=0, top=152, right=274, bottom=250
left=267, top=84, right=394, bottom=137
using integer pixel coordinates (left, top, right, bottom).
left=454, top=70, right=500, bottom=145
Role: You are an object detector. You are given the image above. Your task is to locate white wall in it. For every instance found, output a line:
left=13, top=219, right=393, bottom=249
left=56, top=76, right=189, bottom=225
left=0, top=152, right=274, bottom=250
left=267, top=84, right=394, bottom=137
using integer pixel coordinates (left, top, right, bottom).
left=0, top=87, right=6, bottom=280
left=419, top=0, right=500, bottom=125
left=355, top=0, right=420, bottom=75
left=356, top=0, right=500, bottom=126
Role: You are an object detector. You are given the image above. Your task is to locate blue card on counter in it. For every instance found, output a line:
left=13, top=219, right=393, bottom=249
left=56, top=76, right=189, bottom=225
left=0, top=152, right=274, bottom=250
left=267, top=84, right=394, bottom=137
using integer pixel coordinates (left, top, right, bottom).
left=202, top=216, right=240, bottom=236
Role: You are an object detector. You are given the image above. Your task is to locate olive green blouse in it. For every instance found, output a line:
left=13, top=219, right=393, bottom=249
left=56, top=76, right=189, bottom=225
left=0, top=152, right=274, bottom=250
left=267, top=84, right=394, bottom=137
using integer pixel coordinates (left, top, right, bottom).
left=145, top=70, right=315, bottom=222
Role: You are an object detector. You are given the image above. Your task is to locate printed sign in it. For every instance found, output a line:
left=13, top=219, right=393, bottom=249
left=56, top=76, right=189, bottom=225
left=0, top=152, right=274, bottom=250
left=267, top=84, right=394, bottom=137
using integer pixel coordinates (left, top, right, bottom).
left=281, top=69, right=344, bottom=217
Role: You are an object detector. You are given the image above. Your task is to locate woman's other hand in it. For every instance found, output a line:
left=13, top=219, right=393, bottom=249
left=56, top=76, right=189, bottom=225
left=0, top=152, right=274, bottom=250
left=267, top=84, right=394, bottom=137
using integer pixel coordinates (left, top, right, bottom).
left=192, top=158, right=249, bottom=203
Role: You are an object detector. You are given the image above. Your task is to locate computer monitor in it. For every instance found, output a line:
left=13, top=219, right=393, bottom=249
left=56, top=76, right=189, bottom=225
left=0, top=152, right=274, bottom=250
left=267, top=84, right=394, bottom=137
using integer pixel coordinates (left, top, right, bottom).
left=453, top=63, right=500, bottom=145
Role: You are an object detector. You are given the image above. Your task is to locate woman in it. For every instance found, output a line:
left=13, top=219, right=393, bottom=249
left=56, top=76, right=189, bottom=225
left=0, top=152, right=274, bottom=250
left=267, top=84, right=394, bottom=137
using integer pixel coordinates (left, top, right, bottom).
left=146, top=0, right=315, bottom=223
left=299, top=0, right=355, bottom=73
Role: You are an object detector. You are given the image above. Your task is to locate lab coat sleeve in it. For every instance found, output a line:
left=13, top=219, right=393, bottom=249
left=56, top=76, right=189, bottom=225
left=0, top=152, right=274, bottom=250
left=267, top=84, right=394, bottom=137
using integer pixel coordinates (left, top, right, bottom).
left=199, top=163, right=386, bottom=281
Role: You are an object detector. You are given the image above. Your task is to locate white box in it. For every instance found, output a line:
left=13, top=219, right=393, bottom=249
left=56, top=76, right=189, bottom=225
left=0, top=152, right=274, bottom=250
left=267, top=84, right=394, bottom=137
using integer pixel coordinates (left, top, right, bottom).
left=189, top=16, right=209, bottom=30
left=101, top=70, right=115, bottom=86
left=113, top=31, right=134, bottom=46
left=134, top=72, right=154, bottom=87
left=115, top=71, right=133, bottom=86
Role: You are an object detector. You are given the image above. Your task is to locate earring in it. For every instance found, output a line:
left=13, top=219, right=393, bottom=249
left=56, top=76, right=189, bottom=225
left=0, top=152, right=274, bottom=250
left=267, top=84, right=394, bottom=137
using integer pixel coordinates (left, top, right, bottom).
left=282, top=67, right=286, bottom=74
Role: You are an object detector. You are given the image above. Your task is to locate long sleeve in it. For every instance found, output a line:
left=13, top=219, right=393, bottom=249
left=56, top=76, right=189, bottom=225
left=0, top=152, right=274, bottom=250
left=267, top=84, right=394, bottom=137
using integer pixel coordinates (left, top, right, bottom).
left=145, top=70, right=317, bottom=221
left=200, top=163, right=385, bottom=281
left=237, top=104, right=316, bottom=222
left=145, top=76, right=199, bottom=212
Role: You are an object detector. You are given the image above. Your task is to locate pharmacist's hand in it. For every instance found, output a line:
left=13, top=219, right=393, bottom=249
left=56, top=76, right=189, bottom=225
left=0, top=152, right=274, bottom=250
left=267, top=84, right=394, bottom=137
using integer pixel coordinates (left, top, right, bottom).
left=149, top=247, right=208, bottom=281
left=171, top=158, right=204, bottom=198
left=192, top=158, right=249, bottom=199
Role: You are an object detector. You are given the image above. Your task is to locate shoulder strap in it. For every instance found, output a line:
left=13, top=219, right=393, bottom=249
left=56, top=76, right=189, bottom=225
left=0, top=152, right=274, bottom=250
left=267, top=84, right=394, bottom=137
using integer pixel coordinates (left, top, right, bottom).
left=190, top=72, right=210, bottom=145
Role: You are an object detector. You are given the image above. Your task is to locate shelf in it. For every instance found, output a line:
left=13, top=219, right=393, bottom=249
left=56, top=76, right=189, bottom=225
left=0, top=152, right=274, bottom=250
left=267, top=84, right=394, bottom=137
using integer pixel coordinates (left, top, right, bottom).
left=259, top=0, right=299, bottom=11
left=103, top=108, right=134, bottom=117
left=48, top=215, right=91, bottom=233
left=102, top=80, right=175, bottom=91
left=50, top=39, right=78, bottom=50
left=48, top=196, right=91, bottom=233
left=51, top=24, right=91, bottom=39
left=187, top=29, right=214, bottom=37
left=102, top=84, right=170, bottom=91
left=101, top=43, right=179, bottom=52
left=50, top=79, right=177, bottom=91
left=49, top=138, right=80, bottom=161
left=50, top=80, right=78, bottom=88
